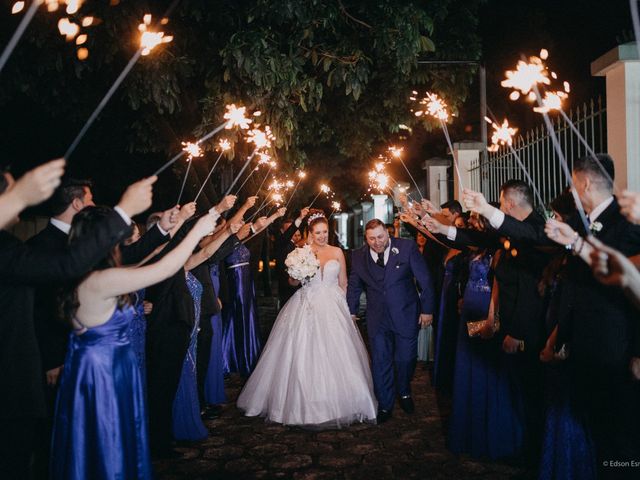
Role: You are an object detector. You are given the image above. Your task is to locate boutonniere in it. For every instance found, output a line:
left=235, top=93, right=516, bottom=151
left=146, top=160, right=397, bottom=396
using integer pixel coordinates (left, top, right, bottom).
left=391, top=247, right=399, bottom=255
left=589, top=221, right=603, bottom=233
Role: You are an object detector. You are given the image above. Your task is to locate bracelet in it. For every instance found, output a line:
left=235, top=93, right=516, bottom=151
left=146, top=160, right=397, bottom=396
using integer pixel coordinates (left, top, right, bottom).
left=571, top=236, right=585, bottom=256
left=565, top=231, right=579, bottom=251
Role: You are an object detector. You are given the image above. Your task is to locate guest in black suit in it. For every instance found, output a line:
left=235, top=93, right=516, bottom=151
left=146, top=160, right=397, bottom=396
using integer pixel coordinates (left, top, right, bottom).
left=274, top=207, right=309, bottom=307
left=462, top=155, right=640, bottom=473
left=0, top=173, right=156, bottom=478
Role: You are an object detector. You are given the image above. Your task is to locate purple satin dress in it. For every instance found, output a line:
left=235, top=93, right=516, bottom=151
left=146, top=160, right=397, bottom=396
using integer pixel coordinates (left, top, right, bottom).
left=50, top=306, right=152, bottom=479
left=221, top=244, right=262, bottom=376
left=204, top=263, right=226, bottom=405
left=172, top=272, right=207, bottom=441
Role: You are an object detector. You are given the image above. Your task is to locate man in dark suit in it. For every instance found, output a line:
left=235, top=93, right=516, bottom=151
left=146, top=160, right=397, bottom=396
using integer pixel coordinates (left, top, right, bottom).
left=462, top=155, right=640, bottom=472
left=347, top=219, right=434, bottom=423
left=0, top=173, right=155, bottom=478
left=274, top=207, right=308, bottom=307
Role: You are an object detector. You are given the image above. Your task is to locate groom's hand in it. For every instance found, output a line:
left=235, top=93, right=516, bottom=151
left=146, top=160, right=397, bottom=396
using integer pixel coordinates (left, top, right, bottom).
left=419, top=314, right=432, bottom=327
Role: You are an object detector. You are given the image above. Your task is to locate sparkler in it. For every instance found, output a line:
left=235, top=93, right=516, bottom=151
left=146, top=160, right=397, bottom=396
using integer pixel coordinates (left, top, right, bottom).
left=193, top=139, right=232, bottom=202
left=234, top=152, right=271, bottom=195
left=412, top=92, right=464, bottom=196
left=503, top=50, right=589, bottom=231
left=175, top=142, right=203, bottom=204
left=224, top=127, right=274, bottom=196
left=329, top=201, right=342, bottom=218
left=485, top=111, right=545, bottom=209
left=284, top=170, right=306, bottom=209
left=0, top=0, right=43, bottom=74
left=387, top=146, right=426, bottom=200
left=152, top=105, right=252, bottom=176
left=308, top=184, right=331, bottom=209
left=64, top=12, right=174, bottom=160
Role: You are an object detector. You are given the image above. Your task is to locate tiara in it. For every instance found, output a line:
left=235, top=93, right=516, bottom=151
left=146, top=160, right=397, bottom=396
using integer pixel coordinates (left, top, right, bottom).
left=307, top=212, right=326, bottom=224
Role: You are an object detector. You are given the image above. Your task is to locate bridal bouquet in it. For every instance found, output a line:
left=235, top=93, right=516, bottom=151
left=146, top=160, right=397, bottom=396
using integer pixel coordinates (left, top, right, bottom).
left=285, top=245, right=320, bottom=284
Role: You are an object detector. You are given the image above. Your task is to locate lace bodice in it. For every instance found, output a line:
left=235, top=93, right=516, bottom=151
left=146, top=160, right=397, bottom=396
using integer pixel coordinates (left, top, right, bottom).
left=308, top=259, right=341, bottom=287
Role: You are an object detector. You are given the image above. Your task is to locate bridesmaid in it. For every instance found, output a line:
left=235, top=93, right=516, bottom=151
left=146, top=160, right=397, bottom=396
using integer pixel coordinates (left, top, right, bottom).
left=51, top=206, right=218, bottom=479
left=204, top=261, right=227, bottom=405
left=447, top=215, right=524, bottom=460
left=415, top=233, right=434, bottom=362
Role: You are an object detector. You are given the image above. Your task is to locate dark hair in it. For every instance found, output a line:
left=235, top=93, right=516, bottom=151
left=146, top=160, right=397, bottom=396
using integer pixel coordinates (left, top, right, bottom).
left=549, top=188, right=576, bottom=220
left=50, top=178, right=93, bottom=216
left=501, top=179, right=533, bottom=208
left=60, top=206, right=128, bottom=324
left=0, top=172, right=9, bottom=195
left=365, top=218, right=385, bottom=231
left=308, top=209, right=328, bottom=231
left=572, top=154, right=615, bottom=191
left=440, top=200, right=462, bottom=216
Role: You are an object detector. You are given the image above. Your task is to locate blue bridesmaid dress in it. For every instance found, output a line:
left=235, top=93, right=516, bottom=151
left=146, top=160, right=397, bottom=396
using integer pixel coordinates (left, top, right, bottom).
left=172, top=272, right=208, bottom=441
left=538, top=278, right=596, bottom=479
left=448, top=254, right=524, bottom=460
left=204, top=263, right=226, bottom=405
left=221, top=244, right=262, bottom=376
left=50, top=306, right=152, bottom=479
left=128, top=289, right=147, bottom=385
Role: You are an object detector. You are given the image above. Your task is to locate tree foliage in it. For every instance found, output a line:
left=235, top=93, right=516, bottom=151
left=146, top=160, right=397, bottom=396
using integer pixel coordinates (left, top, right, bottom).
left=1, top=0, right=483, bottom=207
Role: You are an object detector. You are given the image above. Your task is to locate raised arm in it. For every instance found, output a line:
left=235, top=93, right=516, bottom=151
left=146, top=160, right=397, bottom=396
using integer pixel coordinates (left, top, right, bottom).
left=86, top=213, right=217, bottom=299
left=228, top=196, right=258, bottom=225
left=0, top=158, right=65, bottom=229
left=185, top=222, right=242, bottom=271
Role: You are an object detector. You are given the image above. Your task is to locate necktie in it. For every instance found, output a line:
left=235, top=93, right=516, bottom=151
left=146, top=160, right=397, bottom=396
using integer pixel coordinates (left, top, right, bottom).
left=376, top=251, right=385, bottom=268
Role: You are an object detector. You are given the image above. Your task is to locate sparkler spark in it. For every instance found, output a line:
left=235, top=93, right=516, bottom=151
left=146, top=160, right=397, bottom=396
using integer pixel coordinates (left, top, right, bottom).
left=320, top=184, right=330, bottom=194
left=58, top=18, right=79, bottom=41
left=246, top=128, right=272, bottom=150
left=11, top=2, right=25, bottom=14
left=139, top=14, right=173, bottom=56
left=331, top=201, right=341, bottom=211
left=298, top=171, right=306, bottom=179
left=490, top=119, right=518, bottom=147
left=501, top=57, right=551, bottom=95
left=533, top=91, right=567, bottom=113
left=223, top=104, right=252, bottom=130
left=388, top=146, right=404, bottom=158
left=218, top=139, right=232, bottom=151
left=181, top=141, right=203, bottom=160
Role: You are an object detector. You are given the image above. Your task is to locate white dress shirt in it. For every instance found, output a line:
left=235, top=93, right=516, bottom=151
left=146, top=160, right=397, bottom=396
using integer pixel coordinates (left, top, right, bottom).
left=50, top=206, right=133, bottom=236
left=369, top=242, right=391, bottom=265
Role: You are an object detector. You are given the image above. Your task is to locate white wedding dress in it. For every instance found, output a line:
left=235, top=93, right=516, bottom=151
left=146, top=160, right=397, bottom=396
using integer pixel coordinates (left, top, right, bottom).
left=237, top=259, right=378, bottom=427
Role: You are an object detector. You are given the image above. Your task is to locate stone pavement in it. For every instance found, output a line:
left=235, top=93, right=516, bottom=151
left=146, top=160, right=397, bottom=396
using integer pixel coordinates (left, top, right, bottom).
left=153, top=298, right=534, bottom=480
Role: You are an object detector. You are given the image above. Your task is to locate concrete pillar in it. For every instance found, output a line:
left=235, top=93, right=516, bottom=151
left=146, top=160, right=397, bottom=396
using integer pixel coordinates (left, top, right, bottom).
left=453, top=141, right=484, bottom=202
left=423, top=157, right=451, bottom=206
left=592, top=42, right=640, bottom=191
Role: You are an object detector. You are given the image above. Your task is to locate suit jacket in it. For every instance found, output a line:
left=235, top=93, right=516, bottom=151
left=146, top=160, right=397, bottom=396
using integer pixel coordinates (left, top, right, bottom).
left=497, top=200, right=640, bottom=366
left=26, top=222, right=168, bottom=372
left=347, top=237, right=435, bottom=338
left=0, top=211, right=131, bottom=419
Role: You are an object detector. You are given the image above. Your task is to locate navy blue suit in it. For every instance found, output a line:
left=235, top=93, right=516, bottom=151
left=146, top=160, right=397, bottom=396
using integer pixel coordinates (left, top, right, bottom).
left=347, top=237, right=434, bottom=411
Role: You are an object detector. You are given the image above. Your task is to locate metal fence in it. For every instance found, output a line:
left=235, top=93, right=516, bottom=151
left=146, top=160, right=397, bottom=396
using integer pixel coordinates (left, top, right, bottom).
left=469, top=97, right=607, bottom=205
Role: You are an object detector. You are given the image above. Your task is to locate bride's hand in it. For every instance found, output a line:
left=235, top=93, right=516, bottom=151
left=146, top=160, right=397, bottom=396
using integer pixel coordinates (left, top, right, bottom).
left=351, top=315, right=358, bottom=323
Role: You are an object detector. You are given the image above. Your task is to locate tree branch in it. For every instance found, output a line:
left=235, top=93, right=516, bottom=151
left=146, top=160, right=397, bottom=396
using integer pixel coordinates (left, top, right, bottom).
left=337, top=0, right=372, bottom=29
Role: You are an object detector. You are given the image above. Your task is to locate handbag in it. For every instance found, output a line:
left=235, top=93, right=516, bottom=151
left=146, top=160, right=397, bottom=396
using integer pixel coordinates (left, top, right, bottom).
left=466, top=318, right=500, bottom=338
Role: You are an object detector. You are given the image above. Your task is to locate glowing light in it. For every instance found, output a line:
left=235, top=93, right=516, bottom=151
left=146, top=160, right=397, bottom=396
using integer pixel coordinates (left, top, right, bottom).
left=218, top=139, right=232, bottom=151
left=501, top=57, right=550, bottom=95
left=246, top=128, right=271, bottom=150
left=75, top=34, right=87, bottom=45
left=257, top=152, right=271, bottom=164
left=490, top=119, right=518, bottom=147
left=181, top=141, right=203, bottom=160
left=320, top=184, right=330, bottom=194
left=58, top=18, right=79, bottom=41
left=65, top=0, right=82, bottom=15
left=388, top=146, right=404, bottom=159
left=285, top=180, right=294, bottom=188
left=81, top=16, right=94, bottom=27
left=533, top=91, right=567, bottom=113
left=223, top=104, right=252, bottom=130
left=298, top=171, right=306, bottom=179
left=11, top=2, right=25, bottom=14
left=76, top=47, right=88, bottom=60
left=331, top=201, right=341, bottom=211
left=138, top=14, right=173, bottom=56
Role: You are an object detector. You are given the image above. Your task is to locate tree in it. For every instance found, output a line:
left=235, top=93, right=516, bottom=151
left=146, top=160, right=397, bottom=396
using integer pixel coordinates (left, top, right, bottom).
left=0, top=0, right=482, bottom=209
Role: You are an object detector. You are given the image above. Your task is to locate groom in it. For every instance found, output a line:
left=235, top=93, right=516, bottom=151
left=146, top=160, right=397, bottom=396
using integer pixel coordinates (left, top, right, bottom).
left=347, top=219, right=434, bottom=423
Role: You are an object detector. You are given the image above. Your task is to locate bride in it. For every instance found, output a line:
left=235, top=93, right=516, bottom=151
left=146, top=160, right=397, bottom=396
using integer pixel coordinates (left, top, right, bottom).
left=237, top=211, right=377, bottom=427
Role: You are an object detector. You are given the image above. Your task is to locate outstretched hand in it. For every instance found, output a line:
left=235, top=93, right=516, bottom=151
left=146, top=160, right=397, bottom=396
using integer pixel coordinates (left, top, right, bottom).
left=10, top=158, right=66, bottom=208
left=117, top=176, right=157, bottom=217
